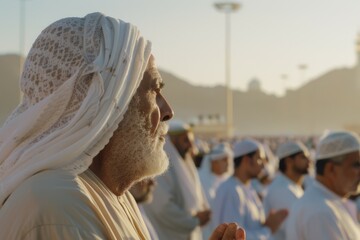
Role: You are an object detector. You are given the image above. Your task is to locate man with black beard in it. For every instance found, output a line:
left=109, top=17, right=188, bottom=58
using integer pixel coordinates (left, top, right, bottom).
left=213, top=139, right=288, bottom=240
left=0, top=12, right=245, bottom=240
left=263, top=141, right=311, bottom=240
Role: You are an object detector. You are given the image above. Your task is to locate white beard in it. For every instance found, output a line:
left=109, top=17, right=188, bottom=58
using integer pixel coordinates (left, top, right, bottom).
left=104, top=97, right=169, bottom=187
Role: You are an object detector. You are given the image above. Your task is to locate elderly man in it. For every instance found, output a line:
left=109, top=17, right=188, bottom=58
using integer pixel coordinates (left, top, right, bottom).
left=213, top=139, right=288, bottom=240
left=143, top=121, right=211, bottom=240
left=285, top=131, right=360, bottom=239
left=263, top=141, right=310, bottom=240
left=0, top=13, right=244, bottom=240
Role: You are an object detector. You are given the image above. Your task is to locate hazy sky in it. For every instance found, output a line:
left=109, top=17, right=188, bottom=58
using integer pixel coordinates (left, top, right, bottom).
left=1, top=0, right=360, bottom=95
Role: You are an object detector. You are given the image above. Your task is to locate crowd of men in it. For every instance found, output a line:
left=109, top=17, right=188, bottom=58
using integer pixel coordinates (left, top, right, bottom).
left=139, top=122, right=359, bottom=240
left=0, top=12, right=359, bottom=240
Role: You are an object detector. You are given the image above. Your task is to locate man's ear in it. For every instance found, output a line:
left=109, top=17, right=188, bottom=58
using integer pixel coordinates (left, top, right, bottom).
left=242, top=155, right=250, bottom=166
left=284, top=157, right=292, bottom=168
left=324, top=161, right=337, bottom=179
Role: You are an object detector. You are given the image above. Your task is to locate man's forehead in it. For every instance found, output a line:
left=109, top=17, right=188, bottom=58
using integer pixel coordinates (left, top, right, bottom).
left=146, top=58, right=163, bottom=84
left=148, top=67, right=162, bottom=81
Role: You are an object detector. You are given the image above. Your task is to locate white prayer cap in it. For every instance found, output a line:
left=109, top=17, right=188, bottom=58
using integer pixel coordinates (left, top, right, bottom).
left=315, top=130, right=360, bottom=160
left=168, top=120, right=191, bottom=135
left=233, top=139, right=265, bottom=159
left=276, top=141, right=310, bottom=160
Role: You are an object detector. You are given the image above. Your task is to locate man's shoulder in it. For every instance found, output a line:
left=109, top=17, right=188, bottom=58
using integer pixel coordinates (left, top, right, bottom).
left=0, top=170, right=107, bottom=238
left=217, top=177, right=242, bottom=196
left=4, top=170, right=89, bottom=211
left=291, top=186, right=330, bottom=214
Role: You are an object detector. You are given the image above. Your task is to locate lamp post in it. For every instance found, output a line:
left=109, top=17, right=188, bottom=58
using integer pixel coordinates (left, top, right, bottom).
left=214, top=1, right=241, bottom=138
left=19, top=0, right=26, bottom=74
left=298, top=64, right=308, bottom=85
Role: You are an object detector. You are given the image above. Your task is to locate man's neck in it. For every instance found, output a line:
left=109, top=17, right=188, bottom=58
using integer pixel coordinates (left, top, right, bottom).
left=315, top=175, right=346, bottom=198
left=285, top=171, right=304, bottom=186
left=234, top=169, right=251, bottom=185
left=89, top=158, right=134, bottom=196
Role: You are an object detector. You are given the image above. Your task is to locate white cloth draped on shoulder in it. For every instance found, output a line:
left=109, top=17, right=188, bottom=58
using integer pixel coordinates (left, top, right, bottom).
left=79, top=170, right=151, bottom=239
left=0, top=12, right=151, bottom=206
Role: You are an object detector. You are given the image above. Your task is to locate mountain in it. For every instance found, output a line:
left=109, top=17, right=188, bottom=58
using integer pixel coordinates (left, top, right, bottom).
left=0, top=54, right=21, bottom=124
left=1, top=54, right=360, bottom=136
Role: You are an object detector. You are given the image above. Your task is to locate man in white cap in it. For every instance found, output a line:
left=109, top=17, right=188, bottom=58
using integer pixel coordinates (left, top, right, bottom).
left=285, top=131, right=360, bottom=239
left=0, top=13, right=244, bottom=240
left=263, top=141, right=310, bottom=240
left=213, top=139, right=288, bottom=240
left=143, top=120, right=212, bottom=240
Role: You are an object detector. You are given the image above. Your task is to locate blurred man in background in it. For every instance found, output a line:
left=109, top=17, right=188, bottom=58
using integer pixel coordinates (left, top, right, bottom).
left=286, top=131, right=360, bottom=239
left=213, top=139, right=288, bottom=240
left=263, top=141, right=310, bottom=240
left=143, top=121, right=211, bottom=240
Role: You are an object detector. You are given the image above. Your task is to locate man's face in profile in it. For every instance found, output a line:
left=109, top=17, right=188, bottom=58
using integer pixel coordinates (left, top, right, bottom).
left=100, top=55, right=173, bottom=188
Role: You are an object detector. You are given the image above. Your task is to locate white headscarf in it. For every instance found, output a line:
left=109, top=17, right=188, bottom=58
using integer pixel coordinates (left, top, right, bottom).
left=0, top=12, right=151, bottom=205
left=198, top=142, right=233, bottom=201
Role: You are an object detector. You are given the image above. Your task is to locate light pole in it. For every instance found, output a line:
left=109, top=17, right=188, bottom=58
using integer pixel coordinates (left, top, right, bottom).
left=214, top=1, right=241, bottom=138
left=19, top=0, right=26, bottom=74
left=298, top=64, right=308, bottom=85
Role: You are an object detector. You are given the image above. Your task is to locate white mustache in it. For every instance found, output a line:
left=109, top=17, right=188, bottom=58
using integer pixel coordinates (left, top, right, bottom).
left=157, top=123, right=169, bottom=136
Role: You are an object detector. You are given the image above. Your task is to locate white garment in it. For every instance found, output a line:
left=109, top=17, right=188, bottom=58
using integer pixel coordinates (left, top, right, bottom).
left=198, top=145, right=232, bottom=239
left=285, top=180, right=360, bottom=240
left=357, top=196, right=360, bottom=223
left=213, top=176, right=271, bottom=240
left=139, top=205, right=159, bottom=240
left=143, top=138, right=209, bottom=240
left=263, top=174, right=304, bottom=240
left=0, top=169, right=150, bottom=239
left=0, top=12, right=151, bottom=206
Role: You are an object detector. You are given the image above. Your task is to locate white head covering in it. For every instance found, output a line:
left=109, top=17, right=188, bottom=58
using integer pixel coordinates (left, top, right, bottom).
left=316, top=130, right=360, bottom=160
left=233, top=139, right=265, bottom=159
left=0, top=12, right=151, bottom=205
left=259, top=143, right=277, bottom=180
left=168, top=120, right=191, bottom=135
left=199, top=142, right=234, bottom=188
left=276, top=141, right=310, bottom=160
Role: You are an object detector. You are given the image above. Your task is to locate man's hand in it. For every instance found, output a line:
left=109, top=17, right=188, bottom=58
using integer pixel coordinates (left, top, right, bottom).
left=195, top=209, right=211, bottom=226
left=264, top=209, right=288, bottom=233
left=209, top=223, right=246, bottom=240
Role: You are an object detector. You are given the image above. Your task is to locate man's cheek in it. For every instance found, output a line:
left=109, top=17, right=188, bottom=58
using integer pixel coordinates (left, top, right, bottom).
left=149, top=108, right=160, bottom=135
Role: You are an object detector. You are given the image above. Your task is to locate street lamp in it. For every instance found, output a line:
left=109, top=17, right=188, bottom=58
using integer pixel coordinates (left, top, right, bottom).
left=298, top=64, right=308, bottom=84
left=214, top=1, right=241, bottom=138
left=19, top=0, right=27, bottom=74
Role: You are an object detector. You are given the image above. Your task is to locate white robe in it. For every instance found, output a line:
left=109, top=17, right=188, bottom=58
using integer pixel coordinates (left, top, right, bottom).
left=139, top=205, right=159, bottom=240
left=198, top=159, right=230, bottom=240
left=213, top=176, right=271, bottom=240
left=263, top=174, right=304, bottom=240
left=0, top=169, right=150, bottom=239
left=285, top=180, right=360, bottom=240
